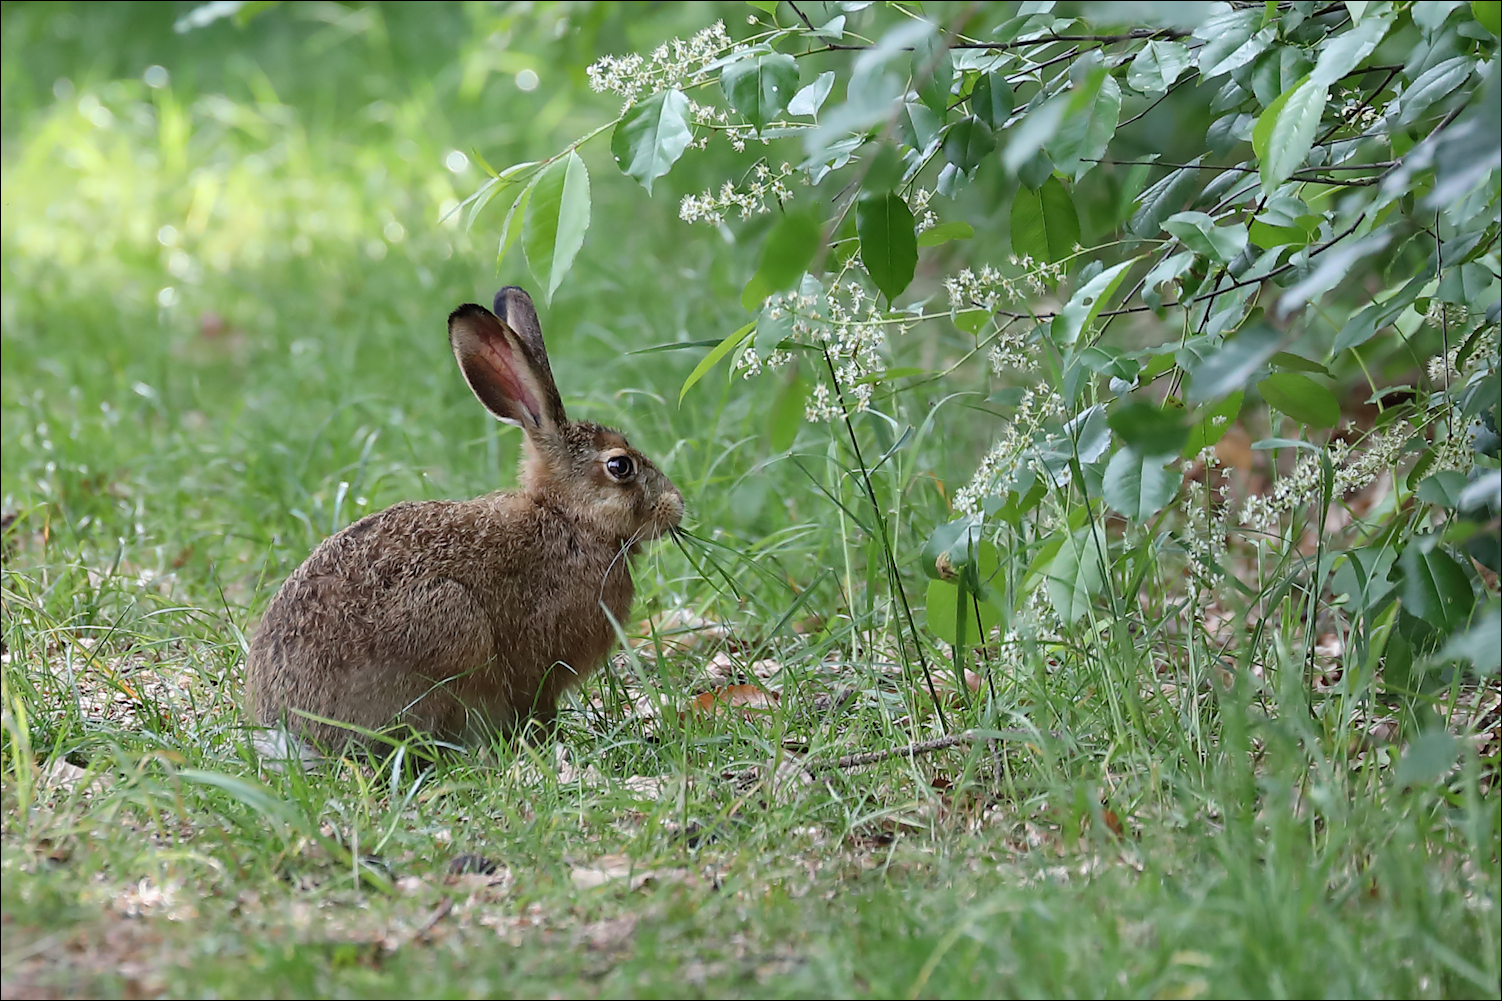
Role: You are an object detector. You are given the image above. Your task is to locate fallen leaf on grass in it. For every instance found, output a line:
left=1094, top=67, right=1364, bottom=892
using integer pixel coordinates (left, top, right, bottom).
left=621, top=774, right=671, bottom=799
left=578, top=914, right=638, bottom=952
left=570, top=854, right=635, bottom=890
left=686, top=684, right=780, bottom=718
left=570, top=854, right=698, bottom=891
left=39, top=758, right=112, bottom=797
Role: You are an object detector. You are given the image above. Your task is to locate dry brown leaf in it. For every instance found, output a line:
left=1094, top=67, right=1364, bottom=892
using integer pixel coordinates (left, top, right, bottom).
left=621, top=774, right=671, bottom=799
left=686, top=684, right=779, bottom=717
left=570, top=854, right=634, bottom=890
left=570, top=855, right=698, bottom=892
left=579, top=915, right=637, bottom=952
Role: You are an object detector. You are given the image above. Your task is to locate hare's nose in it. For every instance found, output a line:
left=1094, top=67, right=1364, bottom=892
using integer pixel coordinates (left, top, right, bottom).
left=659, top=490, right=685, bottom=527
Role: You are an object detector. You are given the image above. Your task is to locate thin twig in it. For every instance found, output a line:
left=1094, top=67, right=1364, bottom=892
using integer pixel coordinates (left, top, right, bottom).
left=721, top=729, right=1061, bottom=784
left=786, top=2, right=816, bottom=32
left=413, top=897, right=454, bottom=941
left=818, top=28, right=1188, bottom=53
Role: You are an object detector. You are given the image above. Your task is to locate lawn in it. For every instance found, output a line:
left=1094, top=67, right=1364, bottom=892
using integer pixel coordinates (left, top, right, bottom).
left=2, top=3, right=1498, bottom=998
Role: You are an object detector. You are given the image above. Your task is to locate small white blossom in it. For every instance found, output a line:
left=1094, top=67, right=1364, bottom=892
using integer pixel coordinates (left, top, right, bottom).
left=586, top=22, right=734, bottom=101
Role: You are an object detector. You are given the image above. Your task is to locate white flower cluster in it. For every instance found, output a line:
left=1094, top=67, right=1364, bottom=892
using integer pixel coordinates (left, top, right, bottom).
left=1238, top=423, right=1413, bottom=535
left=586, top=21, right=734, bottom=102
left=680, top=161, right=796, bottom=224
left=1426, top=322, right=1496, bottom=386
left=1335, top=90, right=1383, bottom=130
left=1183, top=448, right=1232, bottom=597
left=910, top=188, right=937, bottom=234
left=735, top=275, right=901, bottom=421
left=1423, top=299, right=1468, bottom=331
left=987, top=322, right=1036, bottom=374
left=952, top=388, right=1067, bottom=514
left=945, top=256, right=1068, bottom=310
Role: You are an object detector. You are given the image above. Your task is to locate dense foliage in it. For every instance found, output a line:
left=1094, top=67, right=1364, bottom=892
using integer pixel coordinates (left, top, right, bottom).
left=500, top=0, right=1501, bottom=729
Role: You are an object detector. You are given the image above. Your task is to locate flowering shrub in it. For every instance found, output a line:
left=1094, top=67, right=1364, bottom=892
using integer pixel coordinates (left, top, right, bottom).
left=465, top=2, right=1499, bottom=728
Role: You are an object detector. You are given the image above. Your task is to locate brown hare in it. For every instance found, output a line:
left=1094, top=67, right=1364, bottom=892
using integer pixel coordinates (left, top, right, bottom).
left=247, top=286, right=683, bottom=754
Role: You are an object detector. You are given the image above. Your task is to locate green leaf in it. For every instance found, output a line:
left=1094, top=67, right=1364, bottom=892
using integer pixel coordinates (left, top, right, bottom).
left=970, top=71, right=1014, bottom=129
left=1130, top=160, right=1200, bottom=239
left=1142, top=251, right=1195, bottom=310
left=1269, top=352, right=1332, bottom=377
left=679, top=321, right=755, bottom=403
left=1048, top=73, right=1121, bottom=179
left=1002, top=93, right=1068, bottom=174
left=1418, top=471, right=1470, bottom=509
left=1186, top=322, right=1282, bottom=403
left=857, top=193, right=918, bottom=303
left=810, top=14, right=845, bottom=40
left=1047, top=527, right=1107, bottom=624
left=1128, top=40, right=1191, bottom=93
left=1077, top=345, right=1140, bottom=381
left=1393, top=729, right=1460, bottom=788
left=1011, top=177, right=1079, bottom=263
left=1396, top=57, right=1474, bottom=126
left=911, top=31, right=954, bottom=116
left=768, top=366, right=809, bottom=451
left=1475, top=1, right=1502, bottom=36
left=741, top=271, right=775, bottom=312
left=752, top=210, right=822, bottom=296
left=1193, top=9, right=1260, bottom=79
left=897, top=100, right=944, bottom=152
left=1103, top=447, right=1179, bottom=521
left=925, top=578, right=1003, bottom=646
left=1252, top=76, right=1326, bottom=192
left=523, top=151, right=591, bottom=304
left=1162, top=211, right=1248, bottom=264
left=753, top=302, right=795, bottom=357
left=917, top=221, right=975, bottom=248
left=1435, top=609, right=1501, bottom=674
left=496, top=179, right=534, bottom=267
left=952, top=306, right=989, bottom=334
left=787, top=71, right=835, bottom=116
left=1399, top=543, right=1476, bottom=632
left=628, top=339, right=727, bottom=356
left=610, top=88, right=693, bottom=195
left=1182, top=391, right=1244, bottom=457
left=1108, top=401, right=1189, bottom=456
left=942, top=116, right=996, bottom=173
left=1278, top=231, right=1393, bottom=317
left=922, top=516, right=979, bottom=581
left=1331, top=546, right=1397, bottom=614
left=721, top=51, right=799, bottom=131
left=1257, top=372, right=1340, bottom=427
left=1309, top=13, right=1391, bottom=87
left=1050, top=259, right=1136, bottom=347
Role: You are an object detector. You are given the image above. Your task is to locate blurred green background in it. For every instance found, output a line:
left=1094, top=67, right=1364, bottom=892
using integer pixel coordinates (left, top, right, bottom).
left=2, top=1, right=818, bottom=622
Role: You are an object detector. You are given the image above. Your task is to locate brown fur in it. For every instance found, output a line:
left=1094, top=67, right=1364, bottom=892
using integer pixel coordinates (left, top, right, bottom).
left=246, top=287, right=683, bottom=751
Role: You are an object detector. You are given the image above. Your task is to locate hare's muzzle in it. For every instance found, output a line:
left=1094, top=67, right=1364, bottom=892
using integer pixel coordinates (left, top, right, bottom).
left=652, top=488, right=685, bottom=538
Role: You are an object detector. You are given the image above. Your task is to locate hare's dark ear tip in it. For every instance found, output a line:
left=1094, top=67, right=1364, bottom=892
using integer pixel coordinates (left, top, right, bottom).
left=493, top=286, right=534, bottom=317
left=448, top=302, right=492, bottom=326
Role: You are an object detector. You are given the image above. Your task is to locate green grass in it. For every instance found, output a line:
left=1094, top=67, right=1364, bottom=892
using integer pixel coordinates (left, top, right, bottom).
left=2, top=3, right=1498, bottom=998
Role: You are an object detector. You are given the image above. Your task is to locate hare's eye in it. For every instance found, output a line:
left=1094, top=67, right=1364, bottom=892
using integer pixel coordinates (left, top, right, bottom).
left=605, top=455, right=635, bottom=481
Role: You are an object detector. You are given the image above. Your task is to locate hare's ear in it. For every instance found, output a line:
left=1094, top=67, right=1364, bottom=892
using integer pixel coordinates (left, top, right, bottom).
left=448, top=303, right=567, bottom=434
left=494, top=286, right=548, bottom=361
